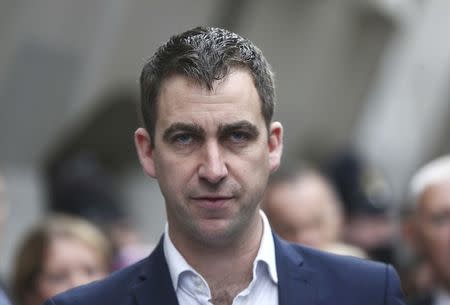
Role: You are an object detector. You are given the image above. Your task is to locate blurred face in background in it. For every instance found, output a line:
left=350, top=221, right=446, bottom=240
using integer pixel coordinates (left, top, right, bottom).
left=31, top=236, right=108, bottom=305
left=264, top=173, right=342, bottom=248
left=415, top=178, right=450, bottom=291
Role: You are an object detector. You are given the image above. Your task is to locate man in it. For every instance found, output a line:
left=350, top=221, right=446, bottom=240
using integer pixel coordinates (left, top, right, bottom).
left=263, top=167, right=365, bottom=257
left=405, top=156, right=450, bottom=305
left=45, top=26, right=405, bottom=305
left=0, top=175, right=12, bottom=305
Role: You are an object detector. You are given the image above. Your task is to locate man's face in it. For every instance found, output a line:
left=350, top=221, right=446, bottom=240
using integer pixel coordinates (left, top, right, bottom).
left=135, top=69, right=282, bottom=248
left=415, top=178, right=450, bottom=290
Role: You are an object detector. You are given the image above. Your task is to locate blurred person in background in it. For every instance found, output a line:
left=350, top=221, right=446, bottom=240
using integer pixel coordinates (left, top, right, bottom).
left=0, top=175, right=12, bottom=305
left=263, top=165, right=366, bottom=257
left=108, top=219, right=155, bottom=271
left=328, top=151, right=396, bottom=264
left=12, top=214, right=111, bottom=305
left=398, top=257, right=434, bottom=301
left=50, top=153, right=153, bottom=271
left=403, top=156, right=450, bottom=305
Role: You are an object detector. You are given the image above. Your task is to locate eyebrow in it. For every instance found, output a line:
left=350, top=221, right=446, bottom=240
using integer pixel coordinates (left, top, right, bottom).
left=218, top=120, right=260, bottom=138
left=162, top=120, right=260, bottom=142
left=162, top=123, right=206, bottom=142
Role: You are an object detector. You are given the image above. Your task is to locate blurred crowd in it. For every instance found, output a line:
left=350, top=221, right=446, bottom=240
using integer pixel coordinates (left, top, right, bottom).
left=1, top=152, right=450, bottom=305
left=0, top=156, right=154, bottom=305
left=263, top=153, right=450, bottom=305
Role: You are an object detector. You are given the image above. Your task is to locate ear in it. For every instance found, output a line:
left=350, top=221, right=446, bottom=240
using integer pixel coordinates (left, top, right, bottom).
left=134, top=128, right=157, bottom=178
left=268, top=121, right=283, bottom=173
left=402, top=214, right=422, bottom=253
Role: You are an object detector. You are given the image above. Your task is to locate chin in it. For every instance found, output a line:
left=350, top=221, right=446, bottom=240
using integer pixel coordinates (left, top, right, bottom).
left=193, top=222, right=238, bottom=246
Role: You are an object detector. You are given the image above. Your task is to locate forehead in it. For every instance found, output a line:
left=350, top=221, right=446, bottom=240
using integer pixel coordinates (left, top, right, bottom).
left=156, top=70, right=263, bottom=128
left=419, top=178, right=450, bottom=213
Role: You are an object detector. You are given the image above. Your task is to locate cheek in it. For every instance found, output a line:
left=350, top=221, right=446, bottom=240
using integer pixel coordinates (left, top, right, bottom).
left=155, top=159, right=196, bottom=204
left=247, top=153, right=270, bottom=185
left=429, top=234, right=450, bottom=252
left=233, top=147, right=269, bottom=173
left=155, top=150, right=196, bottom=178
left=420, top=226, right=449, bottom=259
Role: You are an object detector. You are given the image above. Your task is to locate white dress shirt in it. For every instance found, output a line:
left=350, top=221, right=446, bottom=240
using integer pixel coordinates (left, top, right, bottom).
left=435, top=289, right=450, bottom=305
left=163, top=210, right=279, bottom=305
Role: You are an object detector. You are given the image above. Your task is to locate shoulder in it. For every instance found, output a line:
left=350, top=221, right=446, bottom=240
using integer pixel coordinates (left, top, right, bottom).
left=277, top=239, right=405, bottom=304
left=44, top=258, right=148, bottom=305
left=295, top=242, right=387, bottom=274
left=280, top=237, right=393, bottom=278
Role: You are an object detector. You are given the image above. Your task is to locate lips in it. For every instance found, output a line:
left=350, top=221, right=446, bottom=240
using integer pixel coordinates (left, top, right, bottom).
left=190, top=196, right=233, bottom=210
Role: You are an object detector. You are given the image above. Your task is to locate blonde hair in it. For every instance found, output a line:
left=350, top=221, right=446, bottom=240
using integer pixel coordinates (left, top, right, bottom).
left=12, top=213, right=111, bottom=305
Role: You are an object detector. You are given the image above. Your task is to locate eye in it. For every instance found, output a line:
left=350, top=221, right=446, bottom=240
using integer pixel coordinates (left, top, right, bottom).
left=229, top=131, right=248, bottom=142
left=173, top=133, right=193, bottom=145
left=43, top=271, right=70, bottom=284
left=430, top=212, right=450, bottom=227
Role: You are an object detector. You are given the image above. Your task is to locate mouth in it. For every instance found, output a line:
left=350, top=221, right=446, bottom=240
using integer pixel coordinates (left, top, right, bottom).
left=190, top=196, right=233, bottom=209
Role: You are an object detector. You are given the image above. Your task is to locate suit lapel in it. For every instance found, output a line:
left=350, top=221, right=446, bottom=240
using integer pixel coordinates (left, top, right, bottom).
left=131, top=233, right=317, bottom=305
left=132, top=237, right=179, bottom=305
left=274, top=234, right=317, bottom=305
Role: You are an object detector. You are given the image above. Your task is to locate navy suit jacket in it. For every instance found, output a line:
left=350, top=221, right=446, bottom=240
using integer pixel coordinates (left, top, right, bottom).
left=44, top=233, right=405, bottom=305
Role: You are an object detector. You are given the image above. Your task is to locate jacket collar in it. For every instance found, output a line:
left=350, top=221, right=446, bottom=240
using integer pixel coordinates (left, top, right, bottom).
left=274, top=233, right=317, bottom=305
left=132, top=237, right=179, bottom=305
left=131, top=233, right=317, bottom=305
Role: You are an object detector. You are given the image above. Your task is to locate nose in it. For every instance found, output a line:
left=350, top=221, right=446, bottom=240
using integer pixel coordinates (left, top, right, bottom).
left=198, top=141, right=228, bottom=184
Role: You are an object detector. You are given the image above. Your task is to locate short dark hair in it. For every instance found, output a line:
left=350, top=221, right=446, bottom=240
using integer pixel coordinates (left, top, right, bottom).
left=140, top=26, right=276, bottom=143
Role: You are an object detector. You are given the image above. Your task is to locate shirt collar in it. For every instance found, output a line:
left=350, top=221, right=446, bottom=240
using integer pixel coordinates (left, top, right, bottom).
left=163, top=224, right=196, bottom=290
left=163, top=209, right=278, bottom=290
left=255, top=210, right=278, bottom=283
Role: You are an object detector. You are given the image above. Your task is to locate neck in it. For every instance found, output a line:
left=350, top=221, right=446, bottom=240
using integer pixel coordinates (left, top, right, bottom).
left=169, top=212, right=263, bottom=292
